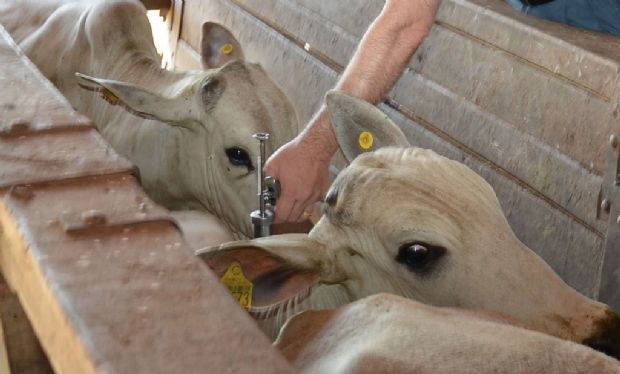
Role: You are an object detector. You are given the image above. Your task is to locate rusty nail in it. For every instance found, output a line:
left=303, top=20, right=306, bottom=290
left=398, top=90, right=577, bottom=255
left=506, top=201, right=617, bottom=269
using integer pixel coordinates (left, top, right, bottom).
left=601, top=199, right=611, bottom=213
left=610, top=134, right=619, bottom=149
left=9, top=185, right=34, bottom=201
left=81, top=210, right=107, bottom=226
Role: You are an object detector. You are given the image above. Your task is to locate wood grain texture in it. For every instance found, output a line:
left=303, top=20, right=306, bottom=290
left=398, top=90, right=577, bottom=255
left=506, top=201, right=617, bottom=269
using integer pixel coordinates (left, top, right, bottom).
left=0, top=277, right=52, bottom=374
left=0, top=315, right=11, bottom=374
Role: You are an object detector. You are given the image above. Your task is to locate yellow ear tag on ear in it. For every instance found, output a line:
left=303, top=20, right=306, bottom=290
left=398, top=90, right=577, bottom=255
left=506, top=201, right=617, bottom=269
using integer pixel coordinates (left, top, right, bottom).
left=220, top=262, right=253, bottom=310
left=358, top=131, right=374, bottom=150
left=100, top=88, right=119, bottom=106
left=220, top=43, right=234, bottom=55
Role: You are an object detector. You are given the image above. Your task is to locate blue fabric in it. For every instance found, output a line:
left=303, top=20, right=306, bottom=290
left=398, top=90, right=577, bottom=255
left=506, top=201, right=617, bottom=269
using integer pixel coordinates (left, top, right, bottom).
left=507, top=0, right=620, bottom=37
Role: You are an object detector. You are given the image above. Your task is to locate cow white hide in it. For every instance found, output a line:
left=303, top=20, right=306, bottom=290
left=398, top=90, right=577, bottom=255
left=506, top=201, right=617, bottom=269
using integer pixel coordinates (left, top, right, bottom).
left=275, top=294, right=620, bottom=374
left=0, top=0, right=298, bottom=239
left=199, top=92, right=620, bottom=359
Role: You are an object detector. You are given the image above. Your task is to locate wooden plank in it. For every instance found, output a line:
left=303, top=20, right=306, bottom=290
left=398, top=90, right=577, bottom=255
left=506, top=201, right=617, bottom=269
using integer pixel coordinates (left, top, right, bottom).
left=442, top=0, right=620, bottom=99
left=166, top=0, right=183, bottom=68
left=598, top=132, right=620, bottom=310
left=0, top=129, right=134, bottom=188
left=0, top=278, right=52, bottom=374
left=177, top=0, right=605, bottom=296
left=0, top=26, right=91, bottom=135
left=0, top=176, right=293, bottom=374
left=599, top=199, right=620, bottom=310
left=140, top=0, right=172, bottom=10
left=0, top=200, right=96, bottom=374
left=175, top=39, right=202, bottom=70
left=0, top=316, right=10, bottom=374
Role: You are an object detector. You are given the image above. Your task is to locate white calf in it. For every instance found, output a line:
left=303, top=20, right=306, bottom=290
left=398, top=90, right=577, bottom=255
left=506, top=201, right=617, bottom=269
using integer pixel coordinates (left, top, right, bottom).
left=200, top=92, right=620, bottom=358
left=275, top=294, right=620, bottom=374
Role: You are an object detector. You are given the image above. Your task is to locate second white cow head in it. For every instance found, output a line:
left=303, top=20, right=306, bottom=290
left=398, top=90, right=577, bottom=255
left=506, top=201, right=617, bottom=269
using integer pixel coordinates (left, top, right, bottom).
left=76, top=20, right=298, bottom=238
left=200, top=92, right=620, bottom=356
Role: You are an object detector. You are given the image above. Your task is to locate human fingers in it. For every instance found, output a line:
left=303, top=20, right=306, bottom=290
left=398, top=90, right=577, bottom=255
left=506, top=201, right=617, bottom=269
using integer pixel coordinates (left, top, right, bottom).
left=288, top=197, right=309, bottom=223
left=274, top=192, right=296, bottom=223
left=293, top=191, right=323, bottom=223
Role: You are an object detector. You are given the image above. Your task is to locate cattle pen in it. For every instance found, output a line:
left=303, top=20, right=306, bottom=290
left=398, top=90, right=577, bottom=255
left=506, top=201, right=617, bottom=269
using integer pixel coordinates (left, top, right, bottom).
left=1, top=0, right=619, bottom=372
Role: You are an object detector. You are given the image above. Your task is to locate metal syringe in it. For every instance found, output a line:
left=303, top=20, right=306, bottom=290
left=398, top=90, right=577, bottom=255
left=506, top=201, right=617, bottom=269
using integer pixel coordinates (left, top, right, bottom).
left=250, top=133, right=279, bottom=238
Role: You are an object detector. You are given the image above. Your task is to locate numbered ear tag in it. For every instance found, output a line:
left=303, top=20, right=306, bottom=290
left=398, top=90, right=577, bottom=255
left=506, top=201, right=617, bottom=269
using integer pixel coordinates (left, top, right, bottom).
left=100, top=88, right=119, bottom=105
left=220, top=262, right=253, bottom=310
left=220, top=43, right=234, bottom=55
left=358, top=131, right=374, bottom=150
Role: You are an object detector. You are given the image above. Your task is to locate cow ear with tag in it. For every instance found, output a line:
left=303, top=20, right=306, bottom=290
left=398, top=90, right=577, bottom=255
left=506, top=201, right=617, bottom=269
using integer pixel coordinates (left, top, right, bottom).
left=325, top=91, right=410, bottom=164
left=201, top=22, right=245, bottom=69
left=196, top=234, right=345, bottom=319
left=75, top=72, right=189, bottom=123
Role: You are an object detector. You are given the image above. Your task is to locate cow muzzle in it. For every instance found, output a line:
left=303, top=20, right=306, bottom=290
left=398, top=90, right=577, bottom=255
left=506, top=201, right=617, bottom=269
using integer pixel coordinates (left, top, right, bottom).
left=583, top=310, right=620, bottom=360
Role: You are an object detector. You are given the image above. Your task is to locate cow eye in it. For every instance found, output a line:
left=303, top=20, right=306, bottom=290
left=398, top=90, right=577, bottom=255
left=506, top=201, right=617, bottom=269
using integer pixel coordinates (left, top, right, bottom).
left=396, top=242, right=446, bottom=272
left=225, top=147, right=254, bottom=171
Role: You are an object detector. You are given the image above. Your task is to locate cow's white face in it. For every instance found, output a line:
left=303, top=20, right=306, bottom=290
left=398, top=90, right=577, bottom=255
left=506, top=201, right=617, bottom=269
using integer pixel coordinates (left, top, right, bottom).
left=172, top=62, right=297, bottom=237
left=78, top=62, right=297, bottom=237
left=310, top=147, right=617, bottom=344
left=201, top=92, right=620, bottom=355
left=75, top=22, right=298, bottom=238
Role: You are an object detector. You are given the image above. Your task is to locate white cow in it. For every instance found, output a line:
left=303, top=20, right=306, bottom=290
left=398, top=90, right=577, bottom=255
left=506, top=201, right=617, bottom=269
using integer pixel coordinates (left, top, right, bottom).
left=275, top=293, right=620, bottom=373
left=200, top=92, right=620, bottom=359
left=0, top=0, right=298, bottom=239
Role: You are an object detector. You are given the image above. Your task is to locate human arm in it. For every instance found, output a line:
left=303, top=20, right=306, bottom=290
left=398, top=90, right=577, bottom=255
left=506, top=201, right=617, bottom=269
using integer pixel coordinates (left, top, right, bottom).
left=265, top=0, right=441, bottom=222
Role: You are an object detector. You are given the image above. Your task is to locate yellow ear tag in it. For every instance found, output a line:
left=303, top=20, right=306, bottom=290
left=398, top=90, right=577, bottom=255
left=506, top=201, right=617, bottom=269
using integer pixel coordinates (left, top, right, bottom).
left=100, top=88, right=119, bottom=106
left=358, top=131, right=374, bottom=150
left=220, top=262, right=253, bottom=310
left=220, top=43, right=234, bottom=55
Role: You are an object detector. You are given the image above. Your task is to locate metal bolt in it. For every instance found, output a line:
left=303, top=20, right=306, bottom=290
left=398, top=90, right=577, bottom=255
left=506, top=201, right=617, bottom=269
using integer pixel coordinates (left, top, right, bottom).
left=617, top=215, right=620, bottom=225
left=601, top=199, right=611, bottom=213
left=610, top=134, right=619, bottom=149
left=81, top=210, right=107, bottom=226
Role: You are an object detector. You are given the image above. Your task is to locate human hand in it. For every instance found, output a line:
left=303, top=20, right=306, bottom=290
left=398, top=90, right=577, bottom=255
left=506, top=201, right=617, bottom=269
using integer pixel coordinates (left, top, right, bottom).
left=265, top=129, right=335, bottom=223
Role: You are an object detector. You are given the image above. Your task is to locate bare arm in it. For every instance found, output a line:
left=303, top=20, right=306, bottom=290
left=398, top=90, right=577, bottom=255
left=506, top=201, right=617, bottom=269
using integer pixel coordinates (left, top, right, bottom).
left=266, top=0, right=441, bottom=223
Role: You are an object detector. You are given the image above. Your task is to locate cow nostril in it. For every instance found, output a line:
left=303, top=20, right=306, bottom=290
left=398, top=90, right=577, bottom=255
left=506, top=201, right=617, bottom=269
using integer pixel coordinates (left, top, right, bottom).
left=584, top=313, right=620, bottom=360
left=584, top=338, right=619, bottom=360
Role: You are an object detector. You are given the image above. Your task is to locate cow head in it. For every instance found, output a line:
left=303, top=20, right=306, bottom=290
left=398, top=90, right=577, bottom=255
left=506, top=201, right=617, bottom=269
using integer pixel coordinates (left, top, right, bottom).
left=76, top=23, right=298, bottom=238
left=199, top=91, right=620, bottom=356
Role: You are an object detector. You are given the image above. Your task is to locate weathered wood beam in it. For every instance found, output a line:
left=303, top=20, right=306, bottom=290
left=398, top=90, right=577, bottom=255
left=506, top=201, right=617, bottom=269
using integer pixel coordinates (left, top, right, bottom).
left=0, top=277, right=52, bottom=374
left=140, top=0, right=172, bottom=10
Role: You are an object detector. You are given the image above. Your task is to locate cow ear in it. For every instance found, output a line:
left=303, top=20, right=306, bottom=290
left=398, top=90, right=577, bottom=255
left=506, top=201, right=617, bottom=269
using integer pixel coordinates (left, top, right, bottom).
left=196, top=234, right=344, bottom=318
left=325, top=91, right=410, bottom=163
left=201, top=22, right=245, bottom=69
left=75, top=72, right=188, bottom=123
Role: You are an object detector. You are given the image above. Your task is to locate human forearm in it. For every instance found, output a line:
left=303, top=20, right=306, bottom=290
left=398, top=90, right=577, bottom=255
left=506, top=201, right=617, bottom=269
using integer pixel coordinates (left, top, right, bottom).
left=304, top=0, right=441, bottom=154
left=336, top=0, right=438, bottom=103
